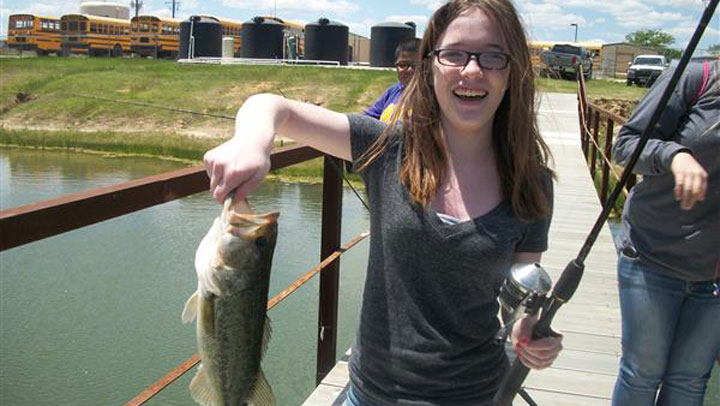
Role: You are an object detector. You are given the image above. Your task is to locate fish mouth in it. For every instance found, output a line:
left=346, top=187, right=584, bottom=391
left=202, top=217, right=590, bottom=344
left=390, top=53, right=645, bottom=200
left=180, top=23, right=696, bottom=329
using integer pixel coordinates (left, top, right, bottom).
left=222, top=197, right=279, bottom=239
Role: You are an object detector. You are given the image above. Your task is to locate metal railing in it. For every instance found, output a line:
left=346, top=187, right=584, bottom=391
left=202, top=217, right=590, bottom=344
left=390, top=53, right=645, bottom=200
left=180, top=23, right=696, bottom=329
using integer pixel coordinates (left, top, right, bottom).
left=576, top=69, right=637, bottom=206
left=0, top=144, right=368, bottom=403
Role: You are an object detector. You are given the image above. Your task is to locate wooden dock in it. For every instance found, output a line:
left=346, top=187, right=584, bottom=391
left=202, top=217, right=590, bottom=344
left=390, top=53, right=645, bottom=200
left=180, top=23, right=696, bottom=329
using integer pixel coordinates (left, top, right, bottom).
left=303, top=92, right=621, bottom=406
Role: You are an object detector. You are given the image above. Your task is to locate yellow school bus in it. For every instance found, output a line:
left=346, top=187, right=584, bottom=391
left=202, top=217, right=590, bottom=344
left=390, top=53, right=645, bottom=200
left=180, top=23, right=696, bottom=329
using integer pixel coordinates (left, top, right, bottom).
left=528, top=40, right=555, bottom=67
left=7, top=14, right=62, bottom=55
left=131, top=15, right=181, bottom=58
left=60, top=14, right=131, bottom=57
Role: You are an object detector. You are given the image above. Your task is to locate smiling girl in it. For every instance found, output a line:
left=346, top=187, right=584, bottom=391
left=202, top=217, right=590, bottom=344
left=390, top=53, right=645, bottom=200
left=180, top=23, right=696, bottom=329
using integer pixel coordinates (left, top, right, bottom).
left=203, top=0, right=563, bottom=404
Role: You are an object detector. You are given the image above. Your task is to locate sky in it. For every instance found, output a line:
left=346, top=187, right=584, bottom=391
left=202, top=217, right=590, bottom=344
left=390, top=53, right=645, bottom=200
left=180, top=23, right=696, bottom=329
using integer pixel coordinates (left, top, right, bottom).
left=1, top=0, right=718, bottom=50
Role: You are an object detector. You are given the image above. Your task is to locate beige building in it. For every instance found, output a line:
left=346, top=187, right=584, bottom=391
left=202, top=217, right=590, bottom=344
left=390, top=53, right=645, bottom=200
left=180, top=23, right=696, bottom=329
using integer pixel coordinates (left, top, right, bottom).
left=600, top=42, right=661, bottom=78
left=349, top=32, right=370, bottom=64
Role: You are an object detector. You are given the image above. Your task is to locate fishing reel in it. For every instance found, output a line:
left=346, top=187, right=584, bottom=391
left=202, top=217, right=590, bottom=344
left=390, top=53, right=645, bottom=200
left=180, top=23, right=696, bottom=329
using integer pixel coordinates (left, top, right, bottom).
left=495, top=262, right=553, bottom=343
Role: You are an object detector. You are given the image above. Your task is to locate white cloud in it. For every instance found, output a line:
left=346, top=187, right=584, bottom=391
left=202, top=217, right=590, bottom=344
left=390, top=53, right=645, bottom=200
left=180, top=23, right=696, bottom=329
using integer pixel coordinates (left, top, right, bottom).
left=521, top=3, right=587, bottom=31
left=220, top=0, right=359, bottom=13
left=342, top=18, right=377, bottom=37
left=7, top=0, right=79, bottom=16
left=614, top=9, right=686, bottom=28
left=409, top=0, right=446, bottom=12
left=650, top=0, right=706, bottom=9
left=386, top=14, right=428, bottom=37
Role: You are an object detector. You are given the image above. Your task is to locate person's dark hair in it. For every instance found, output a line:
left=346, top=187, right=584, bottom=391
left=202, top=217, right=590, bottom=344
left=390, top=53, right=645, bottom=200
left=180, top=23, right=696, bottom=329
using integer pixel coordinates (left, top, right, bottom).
left=358, top=0, right=554, bottom=221
left=395, top=37, right=421, bottom=59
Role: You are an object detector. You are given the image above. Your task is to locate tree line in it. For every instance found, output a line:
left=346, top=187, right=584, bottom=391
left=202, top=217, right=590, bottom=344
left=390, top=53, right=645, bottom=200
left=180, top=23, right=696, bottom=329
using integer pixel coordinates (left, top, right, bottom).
left=626, top=29, right=719, bottom=59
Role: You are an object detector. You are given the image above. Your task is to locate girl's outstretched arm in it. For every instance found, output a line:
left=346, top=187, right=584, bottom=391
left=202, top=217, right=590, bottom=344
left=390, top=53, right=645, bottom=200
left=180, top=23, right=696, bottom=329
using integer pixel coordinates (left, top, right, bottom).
left=204, top=94, right=351, bottom=203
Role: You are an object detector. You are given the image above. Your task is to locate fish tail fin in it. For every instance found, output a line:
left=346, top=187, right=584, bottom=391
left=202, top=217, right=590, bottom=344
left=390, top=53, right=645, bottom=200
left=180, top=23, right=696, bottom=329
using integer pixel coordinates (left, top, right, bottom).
left=189, top=364, right=222, bottom=406
left=248, top=368, right=275, bottom=406
left=181, top=291, right=199, bottom=324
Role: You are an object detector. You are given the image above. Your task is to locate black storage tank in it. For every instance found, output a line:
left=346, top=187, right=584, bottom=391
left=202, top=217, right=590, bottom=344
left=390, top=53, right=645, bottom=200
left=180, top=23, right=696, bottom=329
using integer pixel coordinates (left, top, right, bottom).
left=241, top=16, right=284, bottom=59
left=179, top=15, right=223, bottom=59
left=370, top=22, right=416, bottom=67
left=304, top=18, right=349, bottom=65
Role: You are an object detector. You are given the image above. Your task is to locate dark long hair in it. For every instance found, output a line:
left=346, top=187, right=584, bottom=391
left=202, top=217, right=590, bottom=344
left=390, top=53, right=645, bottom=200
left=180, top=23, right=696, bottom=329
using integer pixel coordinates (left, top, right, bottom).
left=358, top=0, right=554, bottom=221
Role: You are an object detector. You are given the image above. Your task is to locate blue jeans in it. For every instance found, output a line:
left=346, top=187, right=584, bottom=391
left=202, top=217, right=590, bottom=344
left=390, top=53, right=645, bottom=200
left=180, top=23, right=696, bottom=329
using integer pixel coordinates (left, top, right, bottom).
left=342, top=385, right=364, bottom=406
left=612, top=253, right=720, bottom=406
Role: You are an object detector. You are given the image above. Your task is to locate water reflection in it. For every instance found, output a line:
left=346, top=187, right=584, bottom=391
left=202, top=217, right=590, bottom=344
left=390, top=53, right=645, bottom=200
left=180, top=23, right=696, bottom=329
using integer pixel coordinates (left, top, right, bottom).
left=0, top=147, right=369, bottom=406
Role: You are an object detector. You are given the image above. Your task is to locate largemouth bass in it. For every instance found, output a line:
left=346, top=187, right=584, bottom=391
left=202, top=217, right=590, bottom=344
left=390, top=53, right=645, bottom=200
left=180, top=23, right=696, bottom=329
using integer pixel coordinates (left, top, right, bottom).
left=182, top=197, right=279, bottom=406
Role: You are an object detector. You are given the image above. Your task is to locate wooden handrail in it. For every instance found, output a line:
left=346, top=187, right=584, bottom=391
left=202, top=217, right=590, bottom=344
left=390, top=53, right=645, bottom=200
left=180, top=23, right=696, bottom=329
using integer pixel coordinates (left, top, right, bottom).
left=0, top=144, right=322, bottom=251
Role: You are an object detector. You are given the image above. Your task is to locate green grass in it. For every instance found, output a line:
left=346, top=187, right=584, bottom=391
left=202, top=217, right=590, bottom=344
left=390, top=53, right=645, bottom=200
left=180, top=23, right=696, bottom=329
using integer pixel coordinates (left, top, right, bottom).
left=0, top=57, right=396, bottom=130
left=537, top=76, right=649, bottom=99
left=0, top=127, right=220, bottom=163
left=1, top=57, right=644, bottom=190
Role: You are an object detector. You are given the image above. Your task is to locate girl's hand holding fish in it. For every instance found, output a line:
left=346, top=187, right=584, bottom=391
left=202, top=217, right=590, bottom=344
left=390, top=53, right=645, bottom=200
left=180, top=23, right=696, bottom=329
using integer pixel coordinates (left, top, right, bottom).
left=205, top=94, right=351, bottom=204
left=204, top=95, right=278, bottom=204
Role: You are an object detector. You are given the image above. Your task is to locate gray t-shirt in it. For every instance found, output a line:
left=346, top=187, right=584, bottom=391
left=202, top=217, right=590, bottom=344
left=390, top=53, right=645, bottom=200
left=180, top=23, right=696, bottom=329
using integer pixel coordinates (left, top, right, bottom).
left=613, top=61, right=719, bottom=281
left=346, top=114, right=552, bottom=406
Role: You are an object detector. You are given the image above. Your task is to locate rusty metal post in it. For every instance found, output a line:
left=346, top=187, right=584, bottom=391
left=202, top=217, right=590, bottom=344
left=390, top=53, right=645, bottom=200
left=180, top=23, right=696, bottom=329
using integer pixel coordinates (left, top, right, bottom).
left=582, top=106, right=591, bottom=158
left=316, top=155, right=343, bottom=385
left=628, top=174, right=637, bottom=191
left=577, top=76, right=588, bottom=155
left=600, top=118, right=615, bottom=205
left=590, top=110, right=600, bottom=179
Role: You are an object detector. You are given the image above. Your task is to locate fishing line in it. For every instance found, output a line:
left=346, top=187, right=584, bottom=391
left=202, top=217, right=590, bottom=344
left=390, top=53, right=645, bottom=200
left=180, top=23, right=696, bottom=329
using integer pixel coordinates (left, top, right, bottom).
left=493, top=0, right=719, bottom=404
left=69, top=92, right=371, bottom=212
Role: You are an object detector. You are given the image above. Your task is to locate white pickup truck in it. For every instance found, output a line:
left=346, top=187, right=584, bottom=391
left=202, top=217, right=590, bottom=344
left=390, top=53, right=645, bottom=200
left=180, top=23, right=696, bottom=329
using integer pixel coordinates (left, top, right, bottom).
left=626, top=55, right=668, bottom=87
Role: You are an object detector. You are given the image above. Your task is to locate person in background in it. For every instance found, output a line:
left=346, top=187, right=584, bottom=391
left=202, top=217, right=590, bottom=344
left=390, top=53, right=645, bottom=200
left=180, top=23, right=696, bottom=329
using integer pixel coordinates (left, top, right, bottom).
left=203, top=0, right=564, bottom=404
left=611, top=59, right=719, bottom=406
left=364, top=37, right=421, bottom=124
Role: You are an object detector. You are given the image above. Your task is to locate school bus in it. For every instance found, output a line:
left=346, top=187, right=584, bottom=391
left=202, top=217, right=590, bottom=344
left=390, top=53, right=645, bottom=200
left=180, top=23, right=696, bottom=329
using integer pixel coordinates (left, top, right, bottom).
left=7, top=14, right=62, bottom=55
left=60, top=14, right=131, bottom=57
left=130, top=15, right=181, bottom=58
left=528, top=40, right=555, bottom=68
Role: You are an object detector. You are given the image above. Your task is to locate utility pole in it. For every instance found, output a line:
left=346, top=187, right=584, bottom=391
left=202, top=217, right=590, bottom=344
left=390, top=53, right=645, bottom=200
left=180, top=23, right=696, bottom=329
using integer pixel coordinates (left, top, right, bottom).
left=570, top=23, right=578, bottom=43
left=165, top=0, right=180, bottom=18
left=130, top=0, right=143, bottom=18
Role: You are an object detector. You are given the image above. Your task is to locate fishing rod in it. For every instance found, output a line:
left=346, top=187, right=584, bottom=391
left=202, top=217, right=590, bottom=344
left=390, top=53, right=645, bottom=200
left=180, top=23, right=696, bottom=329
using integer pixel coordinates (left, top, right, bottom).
left=493, top=1, right=719, bottom=405
left=70, top=92, right=370, bottom=212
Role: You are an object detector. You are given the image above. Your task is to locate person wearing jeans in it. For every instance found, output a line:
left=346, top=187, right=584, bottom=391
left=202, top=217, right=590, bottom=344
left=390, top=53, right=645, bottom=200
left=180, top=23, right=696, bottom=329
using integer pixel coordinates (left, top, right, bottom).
left=611, top=59, right=720, bottom=406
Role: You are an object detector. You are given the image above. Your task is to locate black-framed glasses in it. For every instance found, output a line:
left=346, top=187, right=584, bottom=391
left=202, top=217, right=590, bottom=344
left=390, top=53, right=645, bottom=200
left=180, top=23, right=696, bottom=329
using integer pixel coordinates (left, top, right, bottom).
left=395, top=61, right=418, bottom=71
left=430, top=49, right=511, bottom=70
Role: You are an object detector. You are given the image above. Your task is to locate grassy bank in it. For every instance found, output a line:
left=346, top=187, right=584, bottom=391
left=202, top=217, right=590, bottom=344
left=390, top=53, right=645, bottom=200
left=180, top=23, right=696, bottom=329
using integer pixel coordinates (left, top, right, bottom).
left=1, top=57, right=646, bottom=184
left=0, top=127, right=363, bottom=186
left=0, top=57, right=397, bottom=137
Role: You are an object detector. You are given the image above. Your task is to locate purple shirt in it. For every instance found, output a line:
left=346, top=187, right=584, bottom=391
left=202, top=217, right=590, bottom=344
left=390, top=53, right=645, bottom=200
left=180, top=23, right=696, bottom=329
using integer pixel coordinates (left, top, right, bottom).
left=364, top=82, right=403, bottom=123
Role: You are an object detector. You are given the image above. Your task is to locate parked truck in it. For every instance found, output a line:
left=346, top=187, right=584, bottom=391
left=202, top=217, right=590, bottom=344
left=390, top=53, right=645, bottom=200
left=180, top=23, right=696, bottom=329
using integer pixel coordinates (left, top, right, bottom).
left=541, top=43, right=593, bottom=80
left=626, top=54, right=668, bottom=87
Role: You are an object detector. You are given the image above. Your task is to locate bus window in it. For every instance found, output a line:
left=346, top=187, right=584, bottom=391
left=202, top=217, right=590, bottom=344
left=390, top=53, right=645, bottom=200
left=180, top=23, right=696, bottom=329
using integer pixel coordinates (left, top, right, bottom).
left=80, top=22, right=87, bottom=32
left=14, top=19, right=33, bottom=29
left=69, top=21, right=78, bottom=31
left=61, top=21, right=67, bottom=31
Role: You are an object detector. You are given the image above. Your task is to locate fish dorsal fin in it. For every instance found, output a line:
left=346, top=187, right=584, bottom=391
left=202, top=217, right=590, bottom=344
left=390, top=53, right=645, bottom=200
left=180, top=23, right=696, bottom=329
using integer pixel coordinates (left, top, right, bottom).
left=248, top=368, right=275, bottom=406
left=189, top=364, right=222, bottom=406
left=261, top=316, right=272, bottom=357
left=181, top=291, right=199, bottom=324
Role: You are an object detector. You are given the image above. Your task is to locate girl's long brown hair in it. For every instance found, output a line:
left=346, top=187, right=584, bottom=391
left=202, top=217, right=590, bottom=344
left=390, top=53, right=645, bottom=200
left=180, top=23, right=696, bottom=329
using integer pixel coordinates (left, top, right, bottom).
left=357, top=0, right=554, bottom=221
